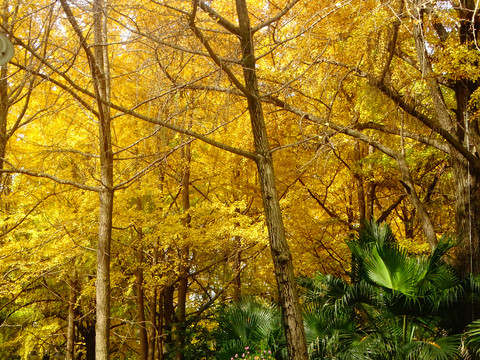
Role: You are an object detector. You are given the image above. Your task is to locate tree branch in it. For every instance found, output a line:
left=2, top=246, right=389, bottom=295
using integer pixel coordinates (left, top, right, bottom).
left=197, top=0, right=239, bottom=35
left=252, top=0, right=302, bottom=33
left=0, top=161, right=100, bottom=192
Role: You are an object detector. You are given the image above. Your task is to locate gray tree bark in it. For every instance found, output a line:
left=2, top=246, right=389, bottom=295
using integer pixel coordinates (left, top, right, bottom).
left=232, top=1, right=309, bottom=359
left=58, top=0, right=114, bottom=358
left=89, top=0, right=115, bottom=357
left=411, top=0, right=480, bottom=274
left=93, top=0, right=114, bottom=356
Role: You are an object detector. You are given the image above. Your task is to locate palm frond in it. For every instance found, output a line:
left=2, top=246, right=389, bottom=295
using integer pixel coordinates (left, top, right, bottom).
left=465, top=318, right=480, bottom=357
left=404, top=335, right=461, bottom=360
left=216, top=297, right=283, bottom=358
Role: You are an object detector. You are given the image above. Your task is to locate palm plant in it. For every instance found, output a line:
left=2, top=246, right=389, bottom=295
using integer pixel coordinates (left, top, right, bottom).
left=215, top=297, right=286, bottom=360
left=463, top=275, right=480, bottom=358
left=216, top=222, right=480, bottom=360
left=300, top=221, right=467, bottom=360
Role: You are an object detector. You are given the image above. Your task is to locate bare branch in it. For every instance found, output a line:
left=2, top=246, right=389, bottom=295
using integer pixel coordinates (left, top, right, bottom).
left=0, top=192, right=59, bottom=237
left=188, top=3, right=249, bottom=96
left=0, top=161, right=100, bottom=192
left=252, top=0, right=302, bottom=33
left=354, top=122, right=450, bottom=153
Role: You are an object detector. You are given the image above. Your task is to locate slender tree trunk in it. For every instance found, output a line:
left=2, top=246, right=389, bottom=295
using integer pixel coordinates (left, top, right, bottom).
left=175, top=144, right=191, bottom=360
left=0, top=2, right=9, bottom=177
left=157, top=288, right=165, bottom=360
left=135, top=197, right=149, bottom=360
left=0, top=3, right=10, bottom=209
left=163, top=284, right=175, bottom=357
left=137, top=246, right=148, bottom=360
left=354, top=143, right=366, bottom=224
left=233, top=239, right=242, bottom=301
left=148, top=247, right=159, bottom=360
left=93, top=0, right=114, bottom=358
left=66, top=271, right=78, bottom=360
left=0, top=65, right=7, bottom=175
left=80, top=322, right=96, bottom=360
left=234, top=1, right=308, bottom=359
left=365, top=182, right=375, bottom=222
left=148, top=286, right=157, bottom=360
left=97, top=190, right=113, bottom=360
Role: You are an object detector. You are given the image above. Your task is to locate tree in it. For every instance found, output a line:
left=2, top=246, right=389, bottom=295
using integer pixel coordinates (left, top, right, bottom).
left=259, top=0, right=480, bottom=276
left=5, top=0, right=480, bottom=357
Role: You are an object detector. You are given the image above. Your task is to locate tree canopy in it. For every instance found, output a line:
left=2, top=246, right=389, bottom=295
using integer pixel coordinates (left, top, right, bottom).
left=0, top=0, right=479, bottom=359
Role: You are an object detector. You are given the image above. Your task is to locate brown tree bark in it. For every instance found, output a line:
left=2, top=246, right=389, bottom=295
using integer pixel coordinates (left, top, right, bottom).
left=175, top=143, right=191, bottom=360
left=163, top=284, right=175, bottom=358
left=157, top=288, right=165, bottom=360
left=232, top=1, right=309, bottom=359
left=353, top=143, right=367, bottom=224
left=136, top=245, right=148, bottom=360
left=147, top=247, right=159, bottom=360
left=66, top=271, right=78, bottom=360
left=411, top=0, right=480, bottom=275
left=93, top=0, right=114, bottom=357
left=233, top=240, right=242, bottom=302
left=0, top=1, right=10, bottom=177
left=60, top=0, right=114, bottom=357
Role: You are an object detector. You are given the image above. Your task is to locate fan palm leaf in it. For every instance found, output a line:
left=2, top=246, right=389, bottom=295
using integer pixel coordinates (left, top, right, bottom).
left=216, top=298, right=284, bottom=360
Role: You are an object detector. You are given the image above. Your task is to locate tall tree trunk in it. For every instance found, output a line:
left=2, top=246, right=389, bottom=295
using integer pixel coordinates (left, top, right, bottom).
left=163, top=284, right=175, bottom=358
left=412, top=0, right=480, bottom=274
left=135, top=197, right=149, bottom=360
left=157, top=288, right=165, bottom=360
left=451, top=0, right=480, bottom=277
left=0, top=62, right=7, bottom=176
left=234, top=1, right=308, bottom=359
left=78, top=321, right=96, bottom=360
left=66, top=271, right=78, bottom=360
left=233, top=239, right=242, bottom=301
left=175, top=143, right=191, bottom=360
left=0, top=1, right=9, bottom=177
left=61, top=0, right=113, bottom=353
left=93, top=0, right=114, bottom=358
left=136, top=245, right=148, bottom=360
left=148, top=247, right=159, bottom=360
left=452, top=157, right=480, bottom=276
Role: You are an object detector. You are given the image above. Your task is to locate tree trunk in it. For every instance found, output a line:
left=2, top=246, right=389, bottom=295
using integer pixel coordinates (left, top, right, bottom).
left=354, top=143, right=366, bottom=224
left=136, top=246, right=148, bottom=360
left=0, top=2, right=9, bottom=178
left=233, top=239, right=242, bottom=301
left=148, top=247, right=159, bottom=360
left=175, top=143, right=191, bottom=360
left=234, top=1, right=308, bottom=359
left=93, top=0, right=114, bottom=358
left=157, top=288, right=165, bottom=360
left=96, top=188, right=113, bottom=360
left=78, top=321, right=96, bottom=360
left=66, top=271, right=78, bottom=360
left=411, top=0, right=480, bottom=274
left=163, top=284, right=175, bottom=358
left=451, top=1, right=480, bottom=277
left=452, top=161, right=480, bottom=276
